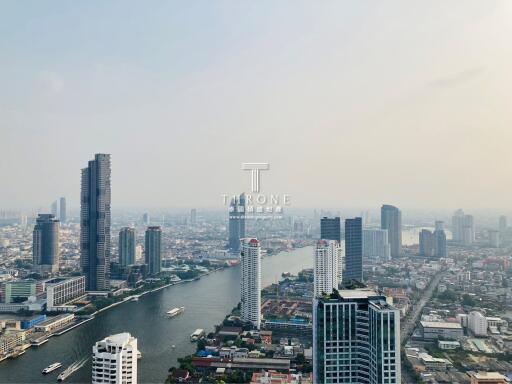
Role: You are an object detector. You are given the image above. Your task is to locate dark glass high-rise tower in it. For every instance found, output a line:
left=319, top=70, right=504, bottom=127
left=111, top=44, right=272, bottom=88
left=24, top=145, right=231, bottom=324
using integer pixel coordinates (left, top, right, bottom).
left=381, top=204, right=402, bottom=258
left=33, top=214, right=60, bottom=272
left=80, top=153, right=111, bottom=291
left=119, top=227, right=136, bottom=266
left=145, top=226, right=162, bottom=275
left=419, top=229, right=434, bottom=257
left=433, top=221, right=447, bottom=258
left=313, top=287, right=401, bottom=384
left=344, top=217, right=363, bottom=282
left=320, top=217, right=341, bottom=243
left=228, top=193, right=245, bottom=253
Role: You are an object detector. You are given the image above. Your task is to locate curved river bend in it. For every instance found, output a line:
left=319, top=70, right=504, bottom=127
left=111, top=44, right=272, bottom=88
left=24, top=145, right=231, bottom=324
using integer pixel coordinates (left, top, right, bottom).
left=0, top=247, right=314, bottom=384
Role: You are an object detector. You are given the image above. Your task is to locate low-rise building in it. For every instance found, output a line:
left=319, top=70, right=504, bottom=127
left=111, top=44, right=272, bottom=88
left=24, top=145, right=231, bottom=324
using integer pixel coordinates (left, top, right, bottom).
left=420, top=321, right=463, bottom=340
left=251, top=370, right=311, bottom=384
left=34, top=313, right=75, bottom=333
left=0, top=331, right=24, bottom=355
left=20, top=314, right=47, bottom=329
left=4, top=279, right=42, bottom=303
left=469, top=371, right=507, bottom=384
left=45, top=276, right=86, bottom=311
left=419, top=353, right=450, bottom=371
left=219, top=347, right=249, bottom=359
left=438, top=340, right=460, bottom=350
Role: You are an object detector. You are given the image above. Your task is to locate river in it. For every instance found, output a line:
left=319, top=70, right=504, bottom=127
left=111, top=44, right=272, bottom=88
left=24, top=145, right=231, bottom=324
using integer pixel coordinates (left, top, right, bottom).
left=0, top=228, right=427, bottom=383
left=0, top=246, right=314, bottom=384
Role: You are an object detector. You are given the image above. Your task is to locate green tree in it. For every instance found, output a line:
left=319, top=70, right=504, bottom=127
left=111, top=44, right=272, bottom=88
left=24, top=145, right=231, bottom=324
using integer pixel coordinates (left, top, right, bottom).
left=462, top=294, right=476, bottom=307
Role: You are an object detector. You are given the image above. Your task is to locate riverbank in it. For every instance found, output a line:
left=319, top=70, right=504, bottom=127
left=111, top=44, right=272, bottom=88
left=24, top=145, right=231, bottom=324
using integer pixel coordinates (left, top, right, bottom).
left=166, top=268, right=315, bottom=382
left=0, top=246, right=314, bottom=383
left=0, top=266, right=229, bottom=364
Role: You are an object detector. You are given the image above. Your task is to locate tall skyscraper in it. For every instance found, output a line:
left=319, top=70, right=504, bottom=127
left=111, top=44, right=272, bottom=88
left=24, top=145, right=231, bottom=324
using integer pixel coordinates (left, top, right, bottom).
left=433, top=221, right=447, bottom=258
left=419, top=229, right=434, bottom=257
left=142, top=212, right=150, bottom=226
left=51, top=200, right=58, bottom=217
left=32, top=214, right=60, bottom=273
left=488, top=230, right=500, bottom=248
left=452, top=209, right=474, bottom=245
left=190, top=208, right=197, bottom=226
left=363, top=229, right=390, bottom=259
left=240, top=238, right=261, bottom=329
left=313, top=287, right=401, bottom=384
left=92, top=332, right=138, bottom=384
left=119, top=227, right=136, bottom=266
left=381, top=205, right=402, bottom=257
left=228, top=193, right=245, bottom=253
left=461, top=215, right=475, bottom=246
left=59, top=197, right=66, bottom=223
left=145, top=226, right=162, bottom=275
left=343, top=217, right=363, bottom=282
left=451, top=209, right=464, bottom=242
left=320, top=217, right=341, bottom=243
left=499, top=215, right=507, bottom=234
left=81, top=153, right=111, bottom=291
left=314, top=240, right=341, bottom=297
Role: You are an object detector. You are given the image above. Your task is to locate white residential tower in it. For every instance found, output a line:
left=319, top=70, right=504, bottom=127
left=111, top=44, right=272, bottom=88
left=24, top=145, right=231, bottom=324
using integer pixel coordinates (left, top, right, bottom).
left=240, top=238, right=261, bottom=329
left=92, top=332, right=138, bottom=384
left=314, top=239, right=342, bottom=297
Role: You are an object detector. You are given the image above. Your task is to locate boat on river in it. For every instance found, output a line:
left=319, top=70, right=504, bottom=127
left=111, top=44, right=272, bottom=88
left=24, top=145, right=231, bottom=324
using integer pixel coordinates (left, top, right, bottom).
left=166, top=307, right=185, bottom=318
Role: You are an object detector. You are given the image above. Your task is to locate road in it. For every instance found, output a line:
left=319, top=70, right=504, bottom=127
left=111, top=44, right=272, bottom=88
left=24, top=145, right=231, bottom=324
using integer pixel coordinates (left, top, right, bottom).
left=400, top=269, right=448, bottom=383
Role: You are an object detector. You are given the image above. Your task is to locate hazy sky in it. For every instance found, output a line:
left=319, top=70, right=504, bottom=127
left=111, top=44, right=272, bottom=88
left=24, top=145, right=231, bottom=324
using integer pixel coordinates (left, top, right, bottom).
left=1, top=1, right=512, bottom=211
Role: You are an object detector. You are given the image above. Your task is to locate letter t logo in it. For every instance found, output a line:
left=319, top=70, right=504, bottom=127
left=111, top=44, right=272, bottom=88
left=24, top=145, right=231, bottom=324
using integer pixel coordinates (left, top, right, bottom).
left=242, top=163, right=269, bottom=193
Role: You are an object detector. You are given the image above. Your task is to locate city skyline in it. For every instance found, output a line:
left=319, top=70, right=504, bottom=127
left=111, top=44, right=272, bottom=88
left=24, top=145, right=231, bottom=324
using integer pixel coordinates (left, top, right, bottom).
left=1, top=2, right=511, bottom=383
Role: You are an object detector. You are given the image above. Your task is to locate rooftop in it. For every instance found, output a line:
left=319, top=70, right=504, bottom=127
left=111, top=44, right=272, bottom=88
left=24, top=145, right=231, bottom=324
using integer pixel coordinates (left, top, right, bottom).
left=335, top=288, right=378, bottom=299
left=471, top=371, right=507, bottom=380
left=104, top=332, right=134, bottom=345
left=420, top=321, right=462, bottom=329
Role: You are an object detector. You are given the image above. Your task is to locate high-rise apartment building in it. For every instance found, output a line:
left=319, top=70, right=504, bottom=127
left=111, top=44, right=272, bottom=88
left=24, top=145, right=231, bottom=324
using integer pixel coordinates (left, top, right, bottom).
left=320, top=217, right=341, bottom=243
left=419, top=229, right=434, bottom=257
left=420, top=223, right=447, bottom=258
left=468, top=311, right=488, bottom=337
left=145, top=226, right=162, bottom=275
left=119, top=227, right=136, bottom=266
left=59, top=197, right=66, bottom=223
left=33, top=214, right=60, bottom=273
left=363, top=229, right=390, bottom=260
left=92, top=332, right=138, bottom=384
left=228, top=194, right=246, bottom=253
left=452, top=210, right=475, bottom=245
left=434, top=222, right=447, bottom=258
left=313, top=287, right=401, bottom=384
left=80, top=153, right=111, bottom=291
left=240, top=238, right=261, bottom=329
left=314, top=240, right=341, bottom=297
left=381, top=205, right=402, bottom=257
left=190, top=208, right=197, bottom=226
left=344, top=217, right=363, bottom=282
left=135, top=245, right=143, bottom=263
